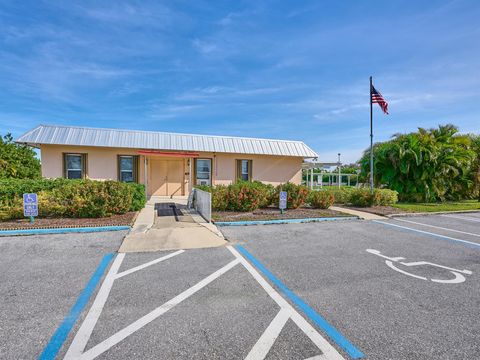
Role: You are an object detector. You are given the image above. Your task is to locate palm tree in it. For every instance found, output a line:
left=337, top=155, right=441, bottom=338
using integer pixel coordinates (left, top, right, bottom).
left=360, top=125, right=476, bottom=202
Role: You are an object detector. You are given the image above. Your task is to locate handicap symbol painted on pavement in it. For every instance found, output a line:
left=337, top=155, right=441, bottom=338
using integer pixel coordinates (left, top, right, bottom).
left=366, top=249, right=472, bottom=284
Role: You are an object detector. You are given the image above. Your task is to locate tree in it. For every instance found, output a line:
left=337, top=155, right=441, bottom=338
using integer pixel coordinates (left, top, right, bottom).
left=359, top=125, right=477, bottom=202
left=469, top=134, right=480, bottom=199
left=341, top=163, right=361, bottom=174
left=0, top=133, right=41, bottom=179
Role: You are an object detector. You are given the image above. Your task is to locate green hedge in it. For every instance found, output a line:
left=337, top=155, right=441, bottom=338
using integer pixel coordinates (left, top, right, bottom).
left=0, top=178, right=70, bottom=205
left=308, top=191, right=335, bottom=209
left=348, top=188, right=398, bottom=207
left=127, top=182, right=147, bottom=211
left=198, top=181, right=308, bottom=212
left=0, top=178, right=146, bottom=220
left=319, top=187, right=355, bottom=204
left=196, top=181, right=274, bottom=212
left=273, top=183, right=309, bottom=209
left=195, top=181, right=398, bottom=211
left=312, top=187, right=398, bottom=207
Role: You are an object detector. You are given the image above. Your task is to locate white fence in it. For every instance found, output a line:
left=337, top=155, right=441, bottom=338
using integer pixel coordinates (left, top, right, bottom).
left=191, top=188, right=212, bottom=222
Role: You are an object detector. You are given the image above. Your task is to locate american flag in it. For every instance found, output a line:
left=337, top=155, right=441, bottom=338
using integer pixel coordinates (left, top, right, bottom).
left=371, top=85, right=389, bottom=114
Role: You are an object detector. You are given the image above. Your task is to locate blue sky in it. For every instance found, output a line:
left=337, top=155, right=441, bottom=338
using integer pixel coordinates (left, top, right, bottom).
left=1, top=1, right=479, bottom=163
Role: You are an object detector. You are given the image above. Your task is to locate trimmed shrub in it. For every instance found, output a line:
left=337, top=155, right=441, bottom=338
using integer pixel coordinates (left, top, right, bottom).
left=210, top=185, right=228, bottom=211
left=0, top=178, right=70, bottom=207
left=200, top=181, right=275, bottom=212
left=376, top=189, right=398, bottom=206
left=349, top=188, right=398, bottom=207
left=224, top=181, right=263, bottom=212
left=308, top=191, right=334, bottom=209
left=35, top=180, right=132, bottom=218
left=323, top=187, right=355, bottom=204
left=0, top=178, right=146, bottom=220
left=251, top=181, right=275, bottom=208
left=0, top=196, right=23, bottom=220
left=273, top=183, right=309, bottom=209
left=349, top=188, right=376, bottom=207
left=127, top=183, right=147, bottom=211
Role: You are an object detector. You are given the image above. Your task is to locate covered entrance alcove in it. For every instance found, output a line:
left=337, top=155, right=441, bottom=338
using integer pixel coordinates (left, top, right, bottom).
left=138, top=150, right=199, bottom=197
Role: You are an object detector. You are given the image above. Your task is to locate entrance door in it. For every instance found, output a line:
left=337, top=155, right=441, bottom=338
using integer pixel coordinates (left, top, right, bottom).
left=167, top=160, right=183, bottom=196
left=149, top=159, right=168, bottom=196
left=148, top=159, right=184, bottom=196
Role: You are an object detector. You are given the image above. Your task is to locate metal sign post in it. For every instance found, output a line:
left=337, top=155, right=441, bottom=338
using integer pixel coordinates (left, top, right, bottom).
left=279, top=191, right=287, bottom=214
left=23, top=193, right=38, bottom=223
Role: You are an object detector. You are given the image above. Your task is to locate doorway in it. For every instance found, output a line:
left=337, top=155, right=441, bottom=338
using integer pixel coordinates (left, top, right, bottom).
left=149, top=159, right=184, bottom=196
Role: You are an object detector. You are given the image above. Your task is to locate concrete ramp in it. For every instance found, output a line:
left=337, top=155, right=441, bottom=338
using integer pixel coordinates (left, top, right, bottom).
left=119, top=201, right=227, bottom=253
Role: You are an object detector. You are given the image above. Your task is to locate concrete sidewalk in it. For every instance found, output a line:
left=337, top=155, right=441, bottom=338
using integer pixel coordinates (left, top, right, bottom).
left=119, top=197, right=227, bottom=252
left=330, top=206, right=385, bottom=220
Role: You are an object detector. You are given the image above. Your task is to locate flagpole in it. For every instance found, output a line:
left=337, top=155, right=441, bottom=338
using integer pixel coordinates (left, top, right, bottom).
left=369, top=76, right=374, bottom=193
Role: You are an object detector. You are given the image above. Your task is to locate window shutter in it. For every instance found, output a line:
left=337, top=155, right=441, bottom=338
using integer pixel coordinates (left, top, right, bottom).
left=248, top=160, right=253, bottom=181
left=62, top=153, right=67, bottom=178
left=117, top=155, right=121, bottom=181
left=134, top=155, right=139, bottom=183
left=193, top=159, right=197, bottom=184
left=82, top=154, right=88, bottom=179
left=236, top=160, right=241, bottom=182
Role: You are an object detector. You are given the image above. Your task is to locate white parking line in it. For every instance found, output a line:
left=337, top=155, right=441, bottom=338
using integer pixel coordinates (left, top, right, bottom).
left=65, top=247, right=346, bottom=360
left=227, top=246, right=345, bottom=360
left=373, top=220, right=480, bottom=248
left=441, top=214, right=480, bottom=223
left=394, top=218, right=480, bottom=237
left=115, top=250, right=184, bottom=279
left=64, top=250, right=185, bottom=360
left=78, top=259, right=240, bottom=360
left=64, top=253, right=125, bottom=360
left=245, top=308, right=290, bottom=360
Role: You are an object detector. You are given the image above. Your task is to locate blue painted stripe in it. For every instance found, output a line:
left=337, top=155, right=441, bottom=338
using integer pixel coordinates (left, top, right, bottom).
left=235, top=245, right=364, bottom=359
left=372, top=220, right=480, bottom=249
left=216, top=216, right=358, bottom=226
left=0, top=225, right=130, bottom=236
left=38, top=253, right=115, bottom=360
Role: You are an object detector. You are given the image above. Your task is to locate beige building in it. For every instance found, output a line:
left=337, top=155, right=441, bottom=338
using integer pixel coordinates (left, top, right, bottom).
left=17, top=125, right=318, bottom=197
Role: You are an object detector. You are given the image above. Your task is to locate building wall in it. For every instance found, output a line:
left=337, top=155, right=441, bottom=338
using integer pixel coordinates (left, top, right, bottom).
left=207, top=153, right=302, bottom=186
left=40, top=145, right=304, bottom=194
left=40, top=145, right=146, bottom=182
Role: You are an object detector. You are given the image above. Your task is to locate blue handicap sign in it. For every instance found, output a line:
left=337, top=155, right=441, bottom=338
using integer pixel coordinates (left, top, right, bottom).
left=279, top=191, right=287, bottom=210
left=23, top=193, right=38, bottom=217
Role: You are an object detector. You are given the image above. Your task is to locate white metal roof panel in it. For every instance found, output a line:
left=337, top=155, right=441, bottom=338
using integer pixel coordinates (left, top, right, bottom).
left=16, top=124, right=318, bottom=158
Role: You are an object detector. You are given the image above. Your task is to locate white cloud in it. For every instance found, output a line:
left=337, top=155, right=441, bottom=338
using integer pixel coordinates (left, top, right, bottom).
left=192, top=38, right=218, bottom=54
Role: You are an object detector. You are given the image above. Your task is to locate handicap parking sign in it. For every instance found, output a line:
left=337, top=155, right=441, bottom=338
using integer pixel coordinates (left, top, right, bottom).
left=279, top=191, right=287, bottom=210
left=23, top=193, right=38, bottom=217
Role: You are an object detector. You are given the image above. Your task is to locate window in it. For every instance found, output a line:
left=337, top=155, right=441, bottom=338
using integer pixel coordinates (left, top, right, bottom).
left=236, top=159, right=252, bottom=181
left=195, top=159, right=212, bottom=185
left=118, top=155, right=138, bottom=182
left=64, top=153, right=86, bottom=179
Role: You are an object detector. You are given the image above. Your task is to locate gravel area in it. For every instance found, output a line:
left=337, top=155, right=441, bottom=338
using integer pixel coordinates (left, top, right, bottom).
left=0, top=212, right=137, bottom=230
left=212, top=206, right=350, bottom=222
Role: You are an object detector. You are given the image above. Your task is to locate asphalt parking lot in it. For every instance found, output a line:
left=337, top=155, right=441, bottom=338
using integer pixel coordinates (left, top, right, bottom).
left=0, top=231, right=126, bottom=360
left=1, top=213, right=479, bottom=359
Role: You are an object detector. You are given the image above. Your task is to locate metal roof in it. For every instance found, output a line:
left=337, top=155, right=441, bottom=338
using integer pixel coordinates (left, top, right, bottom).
left=16, top=124, right=318, bottom=158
